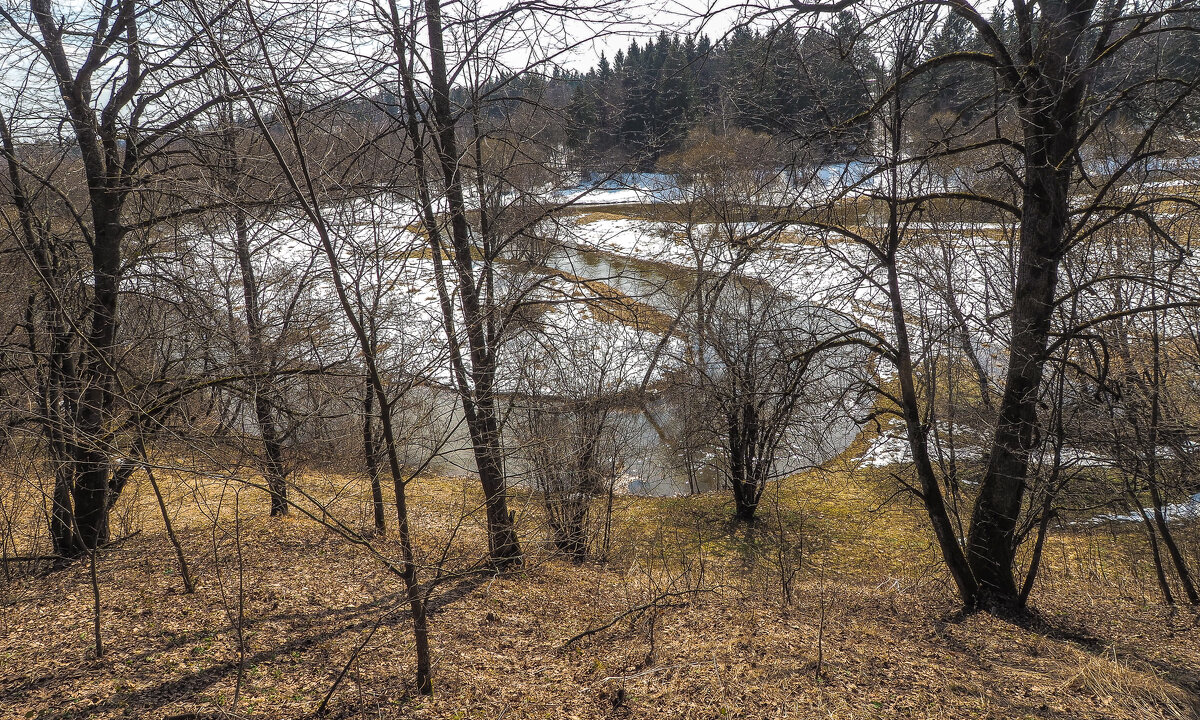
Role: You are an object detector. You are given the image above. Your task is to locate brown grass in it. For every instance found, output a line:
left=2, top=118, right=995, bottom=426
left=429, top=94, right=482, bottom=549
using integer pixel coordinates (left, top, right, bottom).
left=1, top=449, right=1199, bottom=720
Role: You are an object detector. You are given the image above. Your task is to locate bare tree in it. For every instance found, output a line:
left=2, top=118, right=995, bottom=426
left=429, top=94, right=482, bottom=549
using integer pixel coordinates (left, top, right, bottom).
left=659, top=128, right=864, bottom=520
left=0, top=0, right=250, bottom=555
left=776, top=0, right=1200, bottom=611
left=184, top=0, right=439, bottom=691
left=377, top=0, right=624, bottom=566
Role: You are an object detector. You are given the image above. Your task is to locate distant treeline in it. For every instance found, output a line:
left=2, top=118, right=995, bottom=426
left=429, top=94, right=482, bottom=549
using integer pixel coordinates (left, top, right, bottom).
left=563, top=17, right=874, bottom=168
left=357, top=11, right=1200, bottom=174
left=550, top=10, right=1200, bottom=169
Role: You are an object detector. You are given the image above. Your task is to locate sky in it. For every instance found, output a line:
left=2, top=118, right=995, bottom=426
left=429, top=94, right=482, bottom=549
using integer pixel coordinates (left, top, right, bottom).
left=524, top=0, right=790, bottom=71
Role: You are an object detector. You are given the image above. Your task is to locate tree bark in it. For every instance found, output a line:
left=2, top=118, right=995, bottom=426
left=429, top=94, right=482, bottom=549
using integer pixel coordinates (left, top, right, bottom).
left=231, top=207, right=288, bottom=516
left=364, top=381, right=386, bottom=533
left=965, top=0, right=1092, bottom=610
left=420, top=0, right=521, bottom=567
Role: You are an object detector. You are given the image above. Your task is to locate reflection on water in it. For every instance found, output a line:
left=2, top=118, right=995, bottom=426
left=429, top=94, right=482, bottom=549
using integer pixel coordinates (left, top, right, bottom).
left=409, top=240, right=863, bottom=497
left=414, top=384, right=859, bottom=497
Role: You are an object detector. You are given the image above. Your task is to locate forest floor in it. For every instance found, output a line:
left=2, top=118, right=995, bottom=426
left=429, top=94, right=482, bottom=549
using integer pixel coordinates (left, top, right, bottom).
left=2, top=449, right=1200, bottom=720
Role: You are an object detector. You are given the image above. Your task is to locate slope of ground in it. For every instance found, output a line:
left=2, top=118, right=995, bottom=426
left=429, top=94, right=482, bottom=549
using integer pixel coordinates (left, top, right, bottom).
left=2, top=458, right=1198, bottom=720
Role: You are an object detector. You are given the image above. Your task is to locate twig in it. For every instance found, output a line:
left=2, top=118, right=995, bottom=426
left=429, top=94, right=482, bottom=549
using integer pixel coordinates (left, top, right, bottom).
left=561, top=588, right=713, bottom=648
left=142, top=446, right=195, bottom=593
left=89, top=546, right=102, bottom=659
left=315, top=599, right=407, bottom=717
left=233, top=493, right=246, bottom=708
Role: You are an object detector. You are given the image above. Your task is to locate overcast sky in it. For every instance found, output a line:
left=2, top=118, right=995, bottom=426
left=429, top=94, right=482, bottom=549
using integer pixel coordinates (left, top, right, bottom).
left=552, top=0, right=789, bottom=71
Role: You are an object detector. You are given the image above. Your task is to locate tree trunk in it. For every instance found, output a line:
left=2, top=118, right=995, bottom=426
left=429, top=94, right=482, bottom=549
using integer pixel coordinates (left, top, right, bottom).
left=966, top=154, right=1071, bottom=609
left=1145, top=315, right=1199, bottom=604
left=1149, top=495, right=1197, bottom=604
left=728, top=401, right=761, bottom=522
left=28, top=0, right=141, bottom=555
left=888, top=256, right=979, bottom=607
left=2, top=116, right=81, bottom=557
left=421, top=0, right=521, bottom=567
left=232, top=207, right=288, bottom=516
left=1133, top=492, right=1175, bottom=605
left=965, top=0, right=1091, bottom=610
left=364, top=381, right=385, bottom=533
left=879, top=54, right=979, bottom=606
left=46, top=354, right=78, bottom=556
left=50, top=463, right=76, bottom=556
left=470, top=407, right=521, bottom=565
left=70, top=220, right=121, bottom=551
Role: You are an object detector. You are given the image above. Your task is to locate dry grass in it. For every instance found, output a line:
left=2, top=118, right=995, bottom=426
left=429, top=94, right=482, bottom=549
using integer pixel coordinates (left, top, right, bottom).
left=1063, top=649, right=1194, bottom=719
left=532, top=266, right=676, bottom=335
left=1, top=455, right=1199, bottom=720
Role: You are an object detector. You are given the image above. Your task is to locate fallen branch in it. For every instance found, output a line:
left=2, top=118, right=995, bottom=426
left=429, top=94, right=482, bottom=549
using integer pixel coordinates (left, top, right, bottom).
left=100, top=530, right=142, bottom=549
left=561, top=588, right=714, bottom=649
left=1, top=531, right=142, bottom=567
